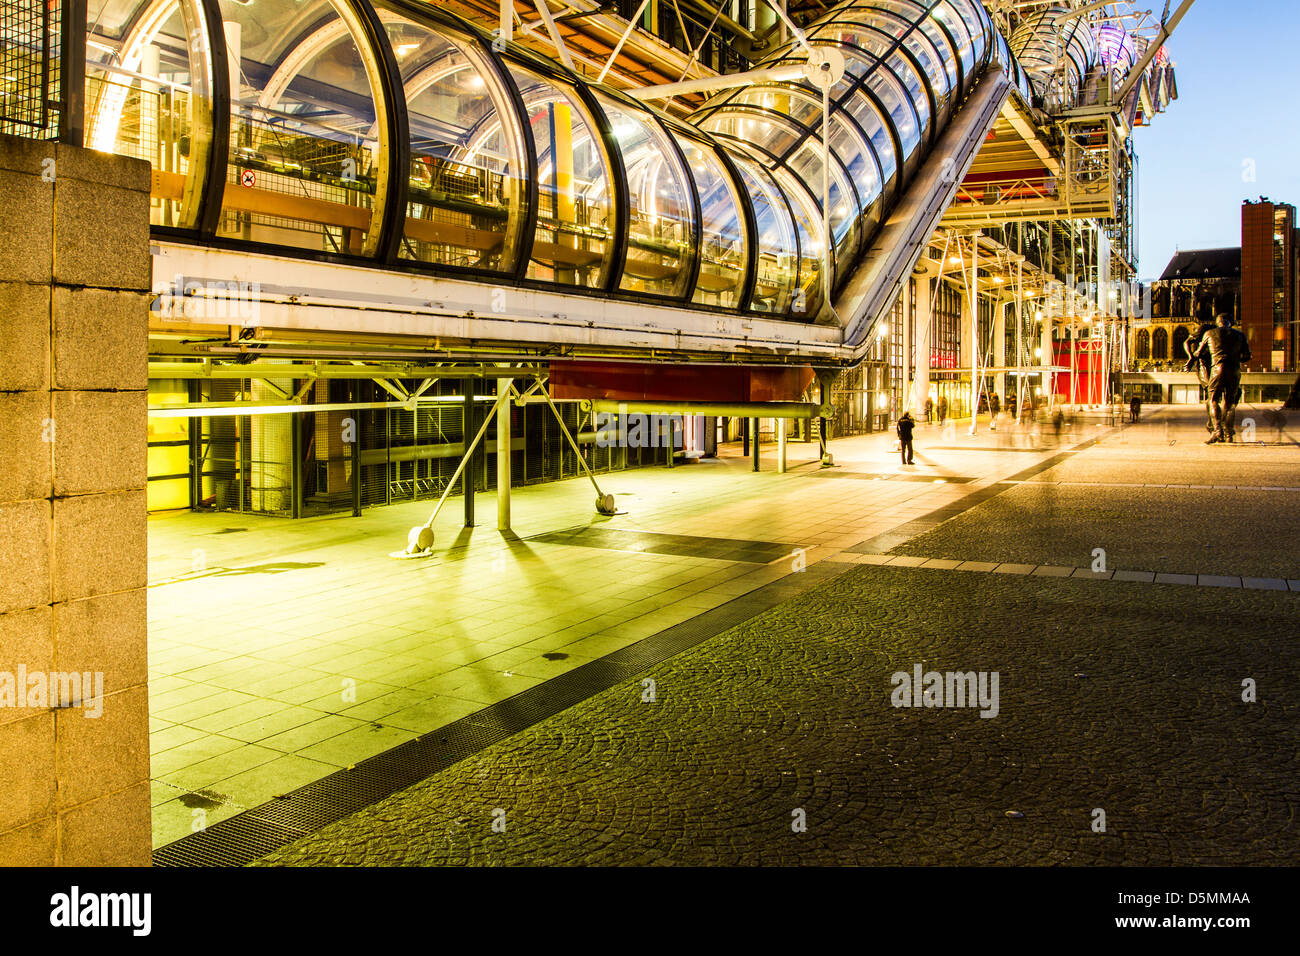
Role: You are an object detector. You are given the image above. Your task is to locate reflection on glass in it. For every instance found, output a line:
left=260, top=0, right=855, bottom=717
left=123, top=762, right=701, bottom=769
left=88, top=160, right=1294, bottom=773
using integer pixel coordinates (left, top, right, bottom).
left=728, top=152, right=797, bottom=316
left=85, top=0, right=215, bottom=229
left=841, top=87, right=900, bottom=198
left=595, top=94, right=695, bottom=299
left=215, top=0, right=388, bottom=255
left=378, top=6, right=527, bottom=272
left=822, top=25, right=932, bottom=143
left=931, top=1, right=977, bottom=87
left=786, top=139, right=857, bottom=260
left=696, top=109, right=802, bottom=159
left=773, top=166, right=825, bottom=320
left=508, top=65, right=613, bottom=288
left=672, top=133, right=748, bottom=309
left=865, top=0, right=960, bottom=96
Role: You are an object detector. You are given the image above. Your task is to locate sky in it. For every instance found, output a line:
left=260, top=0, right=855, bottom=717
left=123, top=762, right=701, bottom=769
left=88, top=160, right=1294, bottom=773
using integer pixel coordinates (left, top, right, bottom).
left=1133, top=0, right=1300, bottom=279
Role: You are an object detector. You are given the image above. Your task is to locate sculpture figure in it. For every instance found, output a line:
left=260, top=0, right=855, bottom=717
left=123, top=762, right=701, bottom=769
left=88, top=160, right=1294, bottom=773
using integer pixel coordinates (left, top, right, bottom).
left=1183, top=318, right=1216, bottom=434
left=1191, top=314, right=1252, bottom=443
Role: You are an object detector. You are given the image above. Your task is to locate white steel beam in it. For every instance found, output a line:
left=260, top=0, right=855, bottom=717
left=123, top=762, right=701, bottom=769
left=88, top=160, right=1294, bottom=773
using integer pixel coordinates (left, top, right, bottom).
left=150, top=243, right=846, bottom=362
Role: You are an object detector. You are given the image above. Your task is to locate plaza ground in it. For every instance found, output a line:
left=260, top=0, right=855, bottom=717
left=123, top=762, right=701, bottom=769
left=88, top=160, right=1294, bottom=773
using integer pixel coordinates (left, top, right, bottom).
left=146, top=404, right=1300, bottom=864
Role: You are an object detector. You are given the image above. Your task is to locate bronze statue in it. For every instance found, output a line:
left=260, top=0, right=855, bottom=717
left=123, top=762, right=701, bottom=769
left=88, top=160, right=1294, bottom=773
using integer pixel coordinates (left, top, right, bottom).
left=1183, top=319, right=1216, bottom=434
left=1191, top=314, right=1252, bottom=443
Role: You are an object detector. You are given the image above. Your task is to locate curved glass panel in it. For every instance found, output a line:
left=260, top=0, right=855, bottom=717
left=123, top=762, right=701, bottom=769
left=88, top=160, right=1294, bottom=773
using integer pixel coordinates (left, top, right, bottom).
left=840, top=87, right=900, bottom=198
left=727, top=153, right=798, bottom=316
left=507, top=65, right=614, bottom=288
left=949, top=0, right=989, bottom=41
left=595, top=94, right=696, bottom=299
left=726, top=87, right=822, bottom=127
left=818, top=25, right=932, bottom=142
left=216, top=0, right=389, bottom=255
left=85, top=0, right=215, bottom=229
left=825, top=114, right=883, bottom=234
left=857, top=9, right=952, bottom=117
left=930, top=2, right=976, bottom=94
left=865, top=1, right=961, bottom=97
left=771, top=167, right=825, bottom=320
left=377, top=6, right=528, bottom=273
left=786, top=137, right=858, bottom=258
left=716, top=85, right=861, bottom=253
left=696, top=109, right=803, bottom=159
left=672, top=133, right=748, bottom=309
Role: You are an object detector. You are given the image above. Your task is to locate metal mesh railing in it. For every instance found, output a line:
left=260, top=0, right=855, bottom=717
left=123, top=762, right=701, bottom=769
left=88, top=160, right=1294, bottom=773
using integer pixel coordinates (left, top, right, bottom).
left=0, top=0, right=57, bottom=137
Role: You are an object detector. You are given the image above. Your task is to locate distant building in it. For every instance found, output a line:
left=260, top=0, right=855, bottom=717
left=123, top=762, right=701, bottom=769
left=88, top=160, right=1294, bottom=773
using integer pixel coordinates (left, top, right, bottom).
left=1138, top=247, right=1241, bottom=371
left=1241, top=199, right=1299, bottom=372
left=1120, top=200, right=1300, bottom=402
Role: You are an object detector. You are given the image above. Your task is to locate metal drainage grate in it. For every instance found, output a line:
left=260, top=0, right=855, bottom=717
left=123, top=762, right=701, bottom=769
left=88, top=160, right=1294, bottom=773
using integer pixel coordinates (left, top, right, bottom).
left=152, top=561, right=850, bottom=867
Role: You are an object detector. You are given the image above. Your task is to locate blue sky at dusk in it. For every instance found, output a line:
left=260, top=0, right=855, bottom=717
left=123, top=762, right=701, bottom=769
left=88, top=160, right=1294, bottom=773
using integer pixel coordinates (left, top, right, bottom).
left=1133, top=0, right=1300, bottom=279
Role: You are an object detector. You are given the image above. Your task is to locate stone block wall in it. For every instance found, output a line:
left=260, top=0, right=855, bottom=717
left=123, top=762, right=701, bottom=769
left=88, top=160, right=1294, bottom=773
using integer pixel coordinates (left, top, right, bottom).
left=0, top=134, right=151, bottom=865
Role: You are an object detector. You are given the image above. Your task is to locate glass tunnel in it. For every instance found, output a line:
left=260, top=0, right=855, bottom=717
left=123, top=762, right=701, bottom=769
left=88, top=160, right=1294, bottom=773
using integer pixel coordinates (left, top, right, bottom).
left=83, top=0, right=1056, bottom=322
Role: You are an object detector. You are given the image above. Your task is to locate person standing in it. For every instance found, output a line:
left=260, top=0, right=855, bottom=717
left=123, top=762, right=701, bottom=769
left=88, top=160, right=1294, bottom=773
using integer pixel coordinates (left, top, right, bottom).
left=897, top=411, right=916, bottom=465
left=937, top=396, right=949, bottom=425
left=1129, top=394, right=1142, bottom=423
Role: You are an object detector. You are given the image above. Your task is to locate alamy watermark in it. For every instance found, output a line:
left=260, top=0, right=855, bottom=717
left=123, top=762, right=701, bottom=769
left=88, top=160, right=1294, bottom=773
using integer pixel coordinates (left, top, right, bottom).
left=0, top=667, right=105, bottom=718
left=595, top=411, right=684, bottom=448
left=890, top=664, right=999, bottom=718
left=151, top=273, right=261, bottom=324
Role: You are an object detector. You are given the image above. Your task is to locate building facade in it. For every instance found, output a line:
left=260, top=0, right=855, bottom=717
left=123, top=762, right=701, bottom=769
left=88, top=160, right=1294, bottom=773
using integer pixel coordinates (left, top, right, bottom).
left=1241, top=199, right=1299, bottom=372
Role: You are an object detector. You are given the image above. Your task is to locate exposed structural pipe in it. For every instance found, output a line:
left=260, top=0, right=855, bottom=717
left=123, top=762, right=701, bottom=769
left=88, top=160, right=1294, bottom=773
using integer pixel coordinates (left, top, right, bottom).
left=536, top=386, right=619, bottom=514
left=1114, top=0, right=1194, bottom=103
left=531, top=0, right=576, bottom=73
left=628, top=63, right=808, bottom=99
left=398, top=385, right=517, bottom=556
left=597, top=0, right=653, bottom=84
left=583, top=399, right=831, bottom=419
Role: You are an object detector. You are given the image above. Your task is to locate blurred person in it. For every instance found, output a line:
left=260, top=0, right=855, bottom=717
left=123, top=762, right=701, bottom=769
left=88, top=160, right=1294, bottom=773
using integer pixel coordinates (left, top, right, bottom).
left=896, top=411, right=916, bottom=465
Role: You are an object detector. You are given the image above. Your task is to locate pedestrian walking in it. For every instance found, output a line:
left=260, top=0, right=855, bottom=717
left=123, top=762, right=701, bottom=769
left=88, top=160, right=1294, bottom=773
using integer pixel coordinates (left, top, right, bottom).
left=897, top=411, right=916, bottom=465
left=1129, top=395, right=1142, bottom=423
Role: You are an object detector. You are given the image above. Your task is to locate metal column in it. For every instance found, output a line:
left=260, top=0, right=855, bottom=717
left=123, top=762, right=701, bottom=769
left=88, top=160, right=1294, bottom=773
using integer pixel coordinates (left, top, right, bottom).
left=291, top=409, right=302, bottom=520
left=750, top=418, right=760, bottom=471
left=350, top=412, right=362, bottom=517
left=777, top=422, right=788, bottom=473
left=463, top=379, right=476, bottom=527
left=497, top=378, right=512, bottom=531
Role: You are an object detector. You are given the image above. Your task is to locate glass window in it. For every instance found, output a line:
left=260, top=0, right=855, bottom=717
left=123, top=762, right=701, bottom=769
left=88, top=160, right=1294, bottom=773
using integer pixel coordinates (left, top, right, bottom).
left=377, top=7, right=528, bottom=273
left=727, top=152, right=797, bottom=316
left=595, top=94, right=696, bottom=299
left=215, top=0, right=390, bottom=255
left=786, top=138, right=858, bottom=261
left=946, top=0, right=989, bottom=53
left=819, top=25, right=932, bottom=143
left=841, top=87, right=900, bottom=199
left=85, top=0, right=216, bottom=230
left=931, top=2, right=977, bottom=91
left=507, top=65, right=614, bottom=288
left=867, top=0, right=961, bottom=97
left=696, top=109, right=803, bottom=159
left=827, top=113, right=883, bottom=233
left=671, top=133, right=748, bottom=309
left=772, top=166, right=825, bottom=319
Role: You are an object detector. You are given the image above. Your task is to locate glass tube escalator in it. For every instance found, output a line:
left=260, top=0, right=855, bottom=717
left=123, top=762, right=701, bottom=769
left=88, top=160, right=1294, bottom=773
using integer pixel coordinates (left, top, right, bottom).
left=83, top=0, right=1044, bottom=329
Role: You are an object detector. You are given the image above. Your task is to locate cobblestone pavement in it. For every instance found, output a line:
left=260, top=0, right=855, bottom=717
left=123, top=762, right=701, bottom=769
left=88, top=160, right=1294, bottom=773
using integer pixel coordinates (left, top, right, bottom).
left=895, top=418, right=1300, bottom=578
left=257, top=411, right=1300, bottom=866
